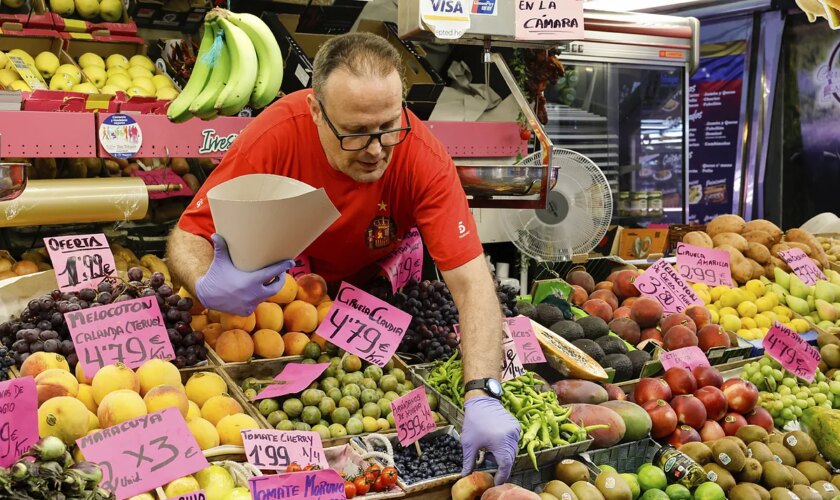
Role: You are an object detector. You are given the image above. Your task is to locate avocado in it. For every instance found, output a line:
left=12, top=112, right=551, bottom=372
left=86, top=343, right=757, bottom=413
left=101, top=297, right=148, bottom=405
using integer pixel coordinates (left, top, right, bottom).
left=792, top=484, right=823, bottom=500
left=554, top=459, right=590, bottom=485
left=536, top=303, right=565, bottom=327
left=797, top=461, right=831, bottom=483
left=761, top=460, right=793, bottom=489
left=768, top=442, right=796, bottom=466
left=786, top=464, right=809, bottom=485
left=578, top=316, right=610, bottom=340
left=728, top=484, right=762, bottom=500
left=783, top=430, right=818, bottom=462
left=704, top=463, right=735, bottom=493
left=550, top=320, right=585, bottom=342
left=596, top=335, right=629, bottom=355
left=736, top=424, right=769, bottom=444
left=572, top=481, right=605, bottom=500
left=572, top=339, right=606, bottom=363
left=713, top=438, right=746, bottom=473
left=748, top=442, right=774, bottom=464
left=601, top=353, right=633, bottom=382
left=515, top=301, right=537, bottom=319
left=736, top=457, right=762, bottom=483
left=680, top=441, right=713, bottom=465
left=627, top=350, right=651, bottom=378
left=595, top=470, right=632, bottom=500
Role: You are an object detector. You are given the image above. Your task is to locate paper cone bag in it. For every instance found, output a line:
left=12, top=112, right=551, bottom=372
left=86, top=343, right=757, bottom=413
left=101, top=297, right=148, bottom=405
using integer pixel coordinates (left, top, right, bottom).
left=207, top=174, right=340, bottom=272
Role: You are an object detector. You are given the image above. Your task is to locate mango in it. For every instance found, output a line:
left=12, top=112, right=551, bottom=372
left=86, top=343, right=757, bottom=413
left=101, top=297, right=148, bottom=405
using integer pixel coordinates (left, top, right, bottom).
left=600, top=400, right=652, bottom=443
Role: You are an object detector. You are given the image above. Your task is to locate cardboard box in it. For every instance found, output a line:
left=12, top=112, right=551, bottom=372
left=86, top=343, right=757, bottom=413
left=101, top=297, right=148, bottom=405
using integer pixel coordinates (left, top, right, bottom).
left=62, top=30, right=145, bottom=60
left=0, top=25, right=61, bottom=91
left=0, top=0, right=54, bottom=29
left=48, top=1, right=137, bottom=36
left=128, top=0, right=209, bottom=33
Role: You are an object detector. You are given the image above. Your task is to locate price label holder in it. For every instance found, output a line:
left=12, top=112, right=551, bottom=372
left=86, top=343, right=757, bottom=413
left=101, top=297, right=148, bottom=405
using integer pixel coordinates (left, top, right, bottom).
left=633, top=259, right=703, bottom=314
left=252, top=363, right=329, bottom=401
left=659, top=346, right=710, bottom=371
left=242, top=429, right=328, bottom=470
left=377, top=226, right=423, bottom=293
left=44, top=233, right=117, bottom=292
left=249, top=469, right=345, bottom=500
left=390, top=386, right=436, bottom=446
left=763, top=321, right=821, bottom=382
left=289, top=255, right=311, bottom=279
left=675, top=243, right=733, bottom=287
left=65, top=295, right=176, bottom=379
left=0, top=377, right=38, bottom=467
left=314, top=282, right=411, bottom=367
left=506, top=316, right=546, bottom=364
left=778, top=248, right=826, bottom=286
left=75, top=407, right=209, bottom=499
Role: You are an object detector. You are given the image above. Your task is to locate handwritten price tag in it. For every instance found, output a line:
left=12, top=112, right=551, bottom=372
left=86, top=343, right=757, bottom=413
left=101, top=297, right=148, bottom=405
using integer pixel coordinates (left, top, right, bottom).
left=44, top=233, right=116, bottom=292
left=390, top=386, right=436, bottom=446
left=289, top=255, right=312, bottom=280
left=253, top=363, right=329, bottom=401
left=314, top=282, right=411, bottom=367
left=249, top=469, right=345, bottom=500
left=660, top=346, right=711, bottom=371
left=506, top=316, right=546, bottom=364
left=633, top=259, right=703, bottom=314
left=676, top=243, right=733, bottom=287
left=763, top=321, right=820, bottom=382
left=0, top=377, right=37, bottom=467
left=778, top=248, right=826, bottom=286
left=242, top=429, right=328, bottom=471
left=65, top=295, right=176, bottom=379
left=377, top=227, right=423, bottom=293
left=514, top=0, right=584, bottom=40
left=76, top=407, right=208, bottom=499
left=174, top=491, right=206, bottom=500
left=131, top=168, right=194, bottom=199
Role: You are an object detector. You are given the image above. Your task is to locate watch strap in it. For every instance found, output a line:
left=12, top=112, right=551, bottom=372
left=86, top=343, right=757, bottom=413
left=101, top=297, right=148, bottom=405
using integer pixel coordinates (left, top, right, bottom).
left=464, top=379, right=487, bottom=393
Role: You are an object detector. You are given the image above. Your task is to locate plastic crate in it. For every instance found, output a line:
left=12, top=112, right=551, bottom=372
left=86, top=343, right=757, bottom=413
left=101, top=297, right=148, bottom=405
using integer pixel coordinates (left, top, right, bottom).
left=579, top=438, right=661, bottom=477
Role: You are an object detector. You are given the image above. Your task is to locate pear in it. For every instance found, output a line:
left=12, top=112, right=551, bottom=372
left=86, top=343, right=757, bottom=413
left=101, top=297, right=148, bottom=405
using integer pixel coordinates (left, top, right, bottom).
left=790, top=274, right=813, bottom=300
left=760, top=275, right=772, bottom=285
left=770, top=284, right=789, bottom=298
left=828, top=269, right=840, bottom=286
left=99, top=0, right=122, bottom=22
left=808, top=295, right=816, bottom=311
left=775, top=267, right=792, bottom=291
left=816, top=299, right=839, bottom=322
left=816, top=281, right=836, bottom=303
left=786, top=295, right=812, bottom=317
left=819, top=320, right=837, bottom=331
left=74, top=0, right=99, bottom=19
left=828, top=282, right=840, bottom=300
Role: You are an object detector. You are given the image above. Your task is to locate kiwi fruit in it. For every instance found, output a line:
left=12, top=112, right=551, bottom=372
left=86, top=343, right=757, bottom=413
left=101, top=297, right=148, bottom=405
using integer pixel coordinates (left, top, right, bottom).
left=811, top=480, right=839, bottom=500
left=768, top=432, right=784, bottom=445
left=724, top=435, right=749, bottom=454
left=768, top=442, right=796, bottom=466
left=797, top=461, right=831, bottom=483
left=555, top=459, right=590, bottom=484
left=680, top=441, right=713, bottom=465
left=595, top=470, right=632, bottom=500
left=746, top=484, right=771, bottom=500
left=761, top=460, right=793, bottom=489
left=544, top=480, right=578, bottom=500
left=832, top=474, right=840, bottom=491
left=816, top=453, right=832, bottom=472
left=704, top=463, right=736, bottom=492
left=737, top=457, right=763, bottom=483
left=786, top=464, right=809, bottom=485
left=769, top=488, right=799, bottom=500
left=713, top=438, right=747, bottom=473
left=783, top=430, right=818, bottom=462
left=737, top=424, right=770, bottom=444
left=728, top=484, right=762, bottom=500
left=792, top=485, right=823, bottom=500
left=748, top=442, right=774, bottom=464
left=572, top=481, right=605, bottom=500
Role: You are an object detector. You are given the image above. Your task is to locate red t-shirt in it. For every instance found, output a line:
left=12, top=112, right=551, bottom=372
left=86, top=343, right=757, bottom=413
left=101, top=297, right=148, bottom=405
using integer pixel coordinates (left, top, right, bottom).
left=178, top=90, right=483, bottom=283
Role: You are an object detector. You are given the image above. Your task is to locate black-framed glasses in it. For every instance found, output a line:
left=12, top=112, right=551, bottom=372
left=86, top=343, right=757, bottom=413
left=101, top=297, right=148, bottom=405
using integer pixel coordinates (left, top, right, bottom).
left=317, top=99, right=412, bottom=151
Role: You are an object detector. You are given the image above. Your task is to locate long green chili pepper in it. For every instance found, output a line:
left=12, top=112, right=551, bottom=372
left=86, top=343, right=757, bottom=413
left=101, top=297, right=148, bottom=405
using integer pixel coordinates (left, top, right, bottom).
left=523, top=420, right=541, bottom=442
left=527, top=440, right=539, bottom=470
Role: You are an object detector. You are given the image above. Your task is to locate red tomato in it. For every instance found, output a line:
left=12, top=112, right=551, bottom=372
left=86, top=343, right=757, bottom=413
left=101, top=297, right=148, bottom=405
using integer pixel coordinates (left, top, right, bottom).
left=366, top=464, right=382, bottom=475
left=286, top=462, right=302, bottom=473
left=381, top=466, right=398, bottom=487
left=519, top=129, right=532, bottom=140
left=344, top=481, right=357, bottom=498
left=372, top=475, right=388, bottom=493
left=354, top=476, right=371, bottom=495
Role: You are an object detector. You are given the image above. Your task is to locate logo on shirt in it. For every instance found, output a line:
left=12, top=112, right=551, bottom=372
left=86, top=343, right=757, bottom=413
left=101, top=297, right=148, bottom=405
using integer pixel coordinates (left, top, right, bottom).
left=366, top=215, right=397, bottom=249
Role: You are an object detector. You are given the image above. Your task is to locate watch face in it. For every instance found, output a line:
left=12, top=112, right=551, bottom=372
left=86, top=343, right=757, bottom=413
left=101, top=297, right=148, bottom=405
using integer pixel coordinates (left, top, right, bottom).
left=486, top=378, right=503, bottom=397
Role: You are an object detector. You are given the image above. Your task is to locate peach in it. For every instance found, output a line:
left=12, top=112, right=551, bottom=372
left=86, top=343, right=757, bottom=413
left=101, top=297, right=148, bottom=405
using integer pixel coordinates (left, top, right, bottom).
left=451, top=472, right=494, bottom=500
left=663, top=325, right=698, bottom=351
left=295, top=274, right=328, bottom=305
left=143, top=385, right=189, bottom=417
left=697, top=324, right=731, bottom=352
left=35, top=369, right=79, bottom=405
left=660, top=313, right=697, bottom=335
left=254, top=302, right=284, bottom=331
left=583, top=299, right=613, bottom=322
left=310, top=333, right=328, bottom=351
left=567, top=270, right=595, bottom=294
left=317, top=301, right=332, bottom=324
left=267, top=273, right=298, bottom=304
left=685, top=305, right=712, bottom=330
left=214, top=329, right=254, bottom=362
left=91, top=362, right=140, bottom=405
left=590, top=289, right=619, bottom=310
left=20, top=352, right=70, bottom=379
left=622, top=297, right=639, bottom=308
left=284, top=300, right=318, bottom=333
left=569, top=285, right=589, bottom=306
left=282, top=332, right=311, bottom=356
left=253, top=329, right=285, bottom=358
left=613, top=306, right=632, bottom=319
left=190, top=314, right=208, bottom=332
left=97, top=390, right=147, bottom=428
left=612, top=269, right=642, bottom=301
left=594, top=281, right=614, bottom=291
left=630, top=297, right=663, bottom=328
left=201, top=394, right=243, bottom=426
left=207, top=309, right=221, bottom=323
left=75, top=363, right=93, bottom=387
left=220, top=312, right=256, bottom=333
left=641, top=327, right=663, bottom=343
left=202, top=323, right=225, bottom=349
left=609, top=317, right=640, bottom=345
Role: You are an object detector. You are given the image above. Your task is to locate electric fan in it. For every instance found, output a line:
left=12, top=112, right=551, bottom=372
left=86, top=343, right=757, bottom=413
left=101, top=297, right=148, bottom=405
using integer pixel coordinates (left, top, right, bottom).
left=501, top=148, right=613, bottom=261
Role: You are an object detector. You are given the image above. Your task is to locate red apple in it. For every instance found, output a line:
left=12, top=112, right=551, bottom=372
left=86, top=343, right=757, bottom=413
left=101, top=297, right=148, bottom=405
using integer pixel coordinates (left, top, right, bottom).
left=667, top=425, right=701, bottom=448
left=721, top=378, right=759, bottom=414
left=720, top=412, right=748, bottom=436
left=642, top=399, right=678, bottom=438
left=699, top=420, right=726, bottom=442
left=663, top=367, right=698, bottom=396
left=693, top=386, right=728, bottom=421
left=671, top=395, right=707, bottom=429
left=746, top=407, right=774, bottom=432
left=604, top=383, right=627, bottom=401
left=633, top=378, right=673, bottom=405
left=693, top=365, right=724, bottom=388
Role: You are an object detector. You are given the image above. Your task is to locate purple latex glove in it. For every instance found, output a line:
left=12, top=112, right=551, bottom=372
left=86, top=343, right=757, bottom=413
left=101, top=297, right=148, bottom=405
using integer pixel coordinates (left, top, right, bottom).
left=195, top=234, right=295, bottom=316
left=461, top=396, right=520, bottom=486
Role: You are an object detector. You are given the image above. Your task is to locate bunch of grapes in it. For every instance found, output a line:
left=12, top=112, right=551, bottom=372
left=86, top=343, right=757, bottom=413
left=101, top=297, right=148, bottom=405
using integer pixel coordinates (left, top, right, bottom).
left=390, top=280, right=459, bottom=362
left=496, top=282, right=518, bottom=318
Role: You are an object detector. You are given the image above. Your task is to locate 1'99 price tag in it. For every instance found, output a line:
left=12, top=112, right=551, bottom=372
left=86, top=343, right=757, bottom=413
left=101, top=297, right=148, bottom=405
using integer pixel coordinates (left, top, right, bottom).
left=241, top=430, right=328, bottom=471
left=44, top=234, right=117, bottom=292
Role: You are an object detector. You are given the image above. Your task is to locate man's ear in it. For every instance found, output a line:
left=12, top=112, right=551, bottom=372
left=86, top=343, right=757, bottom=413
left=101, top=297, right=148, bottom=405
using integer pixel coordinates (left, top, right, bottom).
left=306, top=94, right=322, bottom=124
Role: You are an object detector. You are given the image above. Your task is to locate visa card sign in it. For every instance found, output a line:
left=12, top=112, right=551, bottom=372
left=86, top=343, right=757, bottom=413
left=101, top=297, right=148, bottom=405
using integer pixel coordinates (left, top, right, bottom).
left=420, top=0, right=471, bottom=39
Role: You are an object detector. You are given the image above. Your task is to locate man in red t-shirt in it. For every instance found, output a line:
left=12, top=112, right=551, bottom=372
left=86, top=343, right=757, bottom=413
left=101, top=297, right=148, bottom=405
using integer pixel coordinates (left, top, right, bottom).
left=168, top=33, right=518, bottom=483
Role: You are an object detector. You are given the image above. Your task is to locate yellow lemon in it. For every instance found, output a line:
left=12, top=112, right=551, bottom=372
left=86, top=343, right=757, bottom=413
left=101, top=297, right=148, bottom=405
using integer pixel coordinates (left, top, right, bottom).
left=741, top=317, right=757, bottom=329
left=791, top=318, right=810, bottom=334
left=163, top=476, right=200, bottom=497
left=719, top=307, right=738, bottom=318
left=745, top=279, right=767, bottom=297
left=737, top=301, right=758, bottom=318
left=754, top=314, right=771, bottom=329
left=738, top=328, right=754, bottom=340
left=720, top=314, right=742, bottom=332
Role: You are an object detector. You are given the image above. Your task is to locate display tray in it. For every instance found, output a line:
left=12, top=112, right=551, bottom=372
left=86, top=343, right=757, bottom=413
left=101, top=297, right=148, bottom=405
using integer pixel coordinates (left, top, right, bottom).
left=578, top=438, right=661, bottom=477
left=326, top=444, right=404, bottom=499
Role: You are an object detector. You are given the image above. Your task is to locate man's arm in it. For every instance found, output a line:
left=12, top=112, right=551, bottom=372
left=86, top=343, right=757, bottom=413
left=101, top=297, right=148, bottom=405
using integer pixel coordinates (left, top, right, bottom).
left=167, top=226, right=213, bottom=297
left=441, top=253, right=503, bottom=399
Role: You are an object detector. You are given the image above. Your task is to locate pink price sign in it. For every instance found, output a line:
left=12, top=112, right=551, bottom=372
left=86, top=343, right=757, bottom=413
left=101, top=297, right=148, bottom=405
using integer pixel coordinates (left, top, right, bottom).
left=633, top=259, right=703, bottom=314
left=514, top=0, right=584, bottom=40
left=0, top=377, right=38, bottom=467
left=778, top=248, right=826, bottom=286
left=131, top=168, right=194, bottom=199
left=390, top=386, right=436, bottom=446
left=65, top=295, right=176, bottom=379
left=249, top=469, right=345, bottom=500
left=676, top=243, right=734, bottom=287
left=763, top=321, right=821, bottom=382
left=314, top=282, right=411, bottom=367
left=659, top=346, right=711, bottom=372
left=289, top=255, right=311, bottom=279
left=377, top=226, right=423, bottom=293
left=76, top=407, right=209, bottom=499
left=174, top=491, right=206, bottom=500
left=253, top=363, right=329, bottom=401
left=241, top=429, right=328, bottom=471
left=44, top=233, right=117, bottom=292
left=506, top=316, right=546, bottom=364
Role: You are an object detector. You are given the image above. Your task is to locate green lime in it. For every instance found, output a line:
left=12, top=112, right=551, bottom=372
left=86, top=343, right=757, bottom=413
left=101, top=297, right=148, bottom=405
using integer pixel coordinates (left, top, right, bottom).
left=639, top=489, right=669, bottom=500
left=312, top=424, right=330, bottom=441
left=303, top=342, right=321, bottom=359
left=600, top=465, right=617, bottom=474
left=267, top=410, right=287, bottom=427
left=328, top=423, right=347, bottom=438
left=637, top=465, right=667, bottom=492
left=331, top=407, right=350, bottom=425
left=620, top=473, right=640, bottom=500
left=693, top=482, right=725, bottom=500
left=665, top=484, right=691, bottom=500
left=380, top=375, right=399, bottom=392
left=301, top=358, right=316, bottom=364
left=391, top=368, right=406, bottom=383
left=346, top=417, right=364, bottom=435
left=276, top=420, right=295, bottom=431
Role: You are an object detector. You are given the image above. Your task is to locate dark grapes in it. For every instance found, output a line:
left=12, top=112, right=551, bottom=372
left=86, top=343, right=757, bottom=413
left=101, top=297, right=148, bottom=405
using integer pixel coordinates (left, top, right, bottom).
left=127, top=267, right=144, bottom=282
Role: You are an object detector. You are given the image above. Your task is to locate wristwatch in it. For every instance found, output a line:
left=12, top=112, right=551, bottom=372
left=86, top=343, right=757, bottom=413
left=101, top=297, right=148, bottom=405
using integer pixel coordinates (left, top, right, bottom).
left=464, top=378, right=503, bottom=400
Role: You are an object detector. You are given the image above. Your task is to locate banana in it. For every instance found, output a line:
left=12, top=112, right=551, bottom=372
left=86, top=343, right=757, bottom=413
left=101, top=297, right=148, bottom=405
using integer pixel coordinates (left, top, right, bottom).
left=214, top=17, right=258, bottom=116
left=189, top=20, right=231, bottom=120
left=140, top=253, right=171, bottom=283
left=225, top=11, right=283, bottom=109
left=167, top=21, right=217, bottom=123
left=796, top=0, right=828, bottom=21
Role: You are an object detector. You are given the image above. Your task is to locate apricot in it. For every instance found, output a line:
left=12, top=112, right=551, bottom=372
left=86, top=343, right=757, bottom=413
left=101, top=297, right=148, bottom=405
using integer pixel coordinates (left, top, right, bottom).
left=207, top=309, right=221, bottom=323
left=253, top=329, right=284, bottom=358
left=214, top=329, right=254, bottom=363
left=284, top=300, right=318, bottom=333
left=295, top=273, right=328, bottom=305
left=21, top=352, right=70, bottom=379
left=282, top=332, right=311, bottom=356
left=35, top=369, right=79, bottom=405
left=254, top=302, right=284, bottom=332
left=0, top=271, right=15, bottom=280
left=267, top=273, right=298, bottom=304
left=190, top=314, right=208, bottom=332
left=220, top=311, right=256, bottom=333
left=317, top=301, right=332, bottom=324
left=144, top=385, right=189, bottom=417
left=202, top=323, right=225, bottom=349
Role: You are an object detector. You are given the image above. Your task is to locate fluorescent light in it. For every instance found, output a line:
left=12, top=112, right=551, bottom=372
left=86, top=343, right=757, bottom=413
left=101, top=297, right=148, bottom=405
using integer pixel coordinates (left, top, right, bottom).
left=584, top=0, right=704, bottom=12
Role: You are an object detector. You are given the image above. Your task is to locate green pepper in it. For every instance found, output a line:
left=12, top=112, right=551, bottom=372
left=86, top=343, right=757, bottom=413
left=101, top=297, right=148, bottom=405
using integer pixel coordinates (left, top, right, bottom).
left=539, top=420, right=551, bottom=444
left=506, top=392, right=524, bottom=414
left=527, top=440, right=539, bottom=470
left=523, top=419, right=542, bottom=443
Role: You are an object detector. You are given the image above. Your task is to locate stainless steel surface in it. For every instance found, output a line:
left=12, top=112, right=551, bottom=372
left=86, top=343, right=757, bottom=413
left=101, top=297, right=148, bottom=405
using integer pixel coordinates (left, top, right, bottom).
left=458, top=158, right=558, bottom=197
left=0, top=163, right=27, bottom=201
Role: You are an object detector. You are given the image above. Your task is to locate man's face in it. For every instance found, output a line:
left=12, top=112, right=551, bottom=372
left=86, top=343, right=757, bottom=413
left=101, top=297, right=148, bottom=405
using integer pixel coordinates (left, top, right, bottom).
left=307, top=68, right=404, bottom=183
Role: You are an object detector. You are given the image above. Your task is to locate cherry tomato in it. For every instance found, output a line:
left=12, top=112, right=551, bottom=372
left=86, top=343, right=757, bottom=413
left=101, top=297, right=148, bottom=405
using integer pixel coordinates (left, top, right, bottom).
left=354, top=476, right=371, bottom=495
left=519, top=129, right=532, bottom=141
left=366, top=464, right=382, bottom=475
left=286, top=462, right=302, bottom=473
left=381, top=466, right=398, bottom=487
left=344, top=481, right=357, bottom=498
left=372, top=475, right=388, bottom=493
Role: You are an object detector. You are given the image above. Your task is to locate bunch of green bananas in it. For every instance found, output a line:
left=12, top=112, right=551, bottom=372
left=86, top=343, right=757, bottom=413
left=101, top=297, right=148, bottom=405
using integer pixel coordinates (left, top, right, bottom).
left=796, top=0, right=840, bottom=28
left=167, top=8, right=283, bottom=122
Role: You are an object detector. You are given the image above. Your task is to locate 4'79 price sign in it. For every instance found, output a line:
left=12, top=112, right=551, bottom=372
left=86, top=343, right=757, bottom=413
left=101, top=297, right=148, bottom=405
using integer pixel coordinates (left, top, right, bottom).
left=76, top=408, right=208, bottom=499
left=44, top=234, right=117, bottom=292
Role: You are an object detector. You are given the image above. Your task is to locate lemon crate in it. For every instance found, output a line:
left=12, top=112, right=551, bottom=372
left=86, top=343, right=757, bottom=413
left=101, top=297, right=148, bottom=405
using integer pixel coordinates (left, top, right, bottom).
left=578, top=438, right=661, bottom=478
left=155, top=446, right=262, bottom=499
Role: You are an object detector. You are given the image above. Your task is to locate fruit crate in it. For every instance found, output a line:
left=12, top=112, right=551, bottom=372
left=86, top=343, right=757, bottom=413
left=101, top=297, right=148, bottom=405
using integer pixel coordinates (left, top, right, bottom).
left=530, top=255, right=636, bottom=286
left=326, top=444, right=404, bottom=498
left=155, top=449, right=262, bottom=499
left=177, top=364, right=270, bottom=433
left=578, top=437, right=661, bottom=477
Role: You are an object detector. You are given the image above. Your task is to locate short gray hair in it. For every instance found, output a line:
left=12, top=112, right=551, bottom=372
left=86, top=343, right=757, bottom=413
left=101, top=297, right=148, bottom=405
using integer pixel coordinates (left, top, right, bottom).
left=311, top=32, right=404, bottom=100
